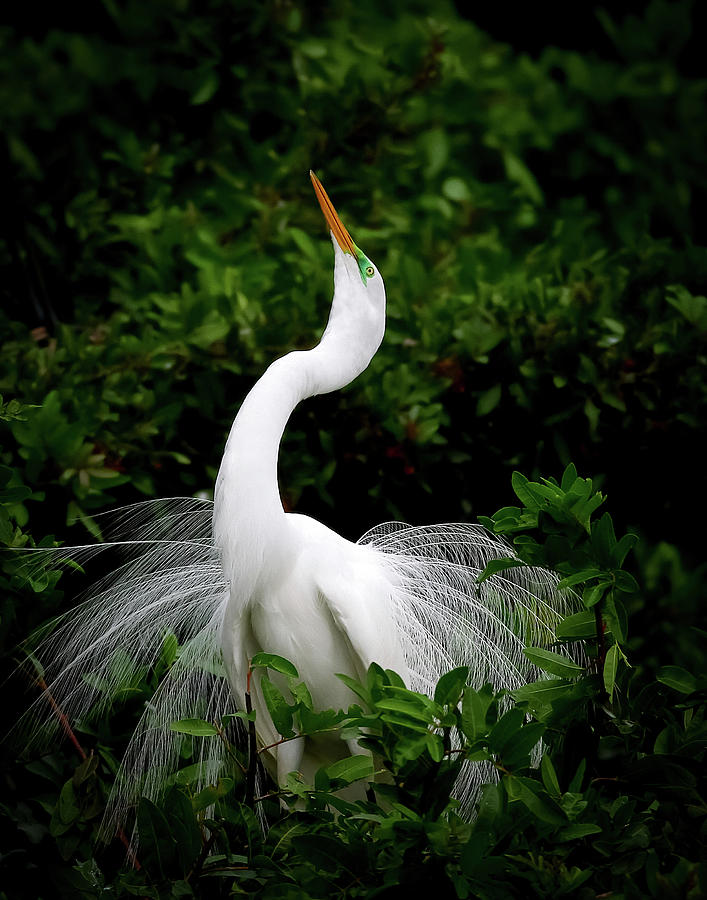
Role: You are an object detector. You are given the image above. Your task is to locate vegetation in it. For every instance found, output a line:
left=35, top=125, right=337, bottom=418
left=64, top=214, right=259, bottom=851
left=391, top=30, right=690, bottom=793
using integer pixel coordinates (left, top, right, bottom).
left=1, top=1, right=705, bottom=896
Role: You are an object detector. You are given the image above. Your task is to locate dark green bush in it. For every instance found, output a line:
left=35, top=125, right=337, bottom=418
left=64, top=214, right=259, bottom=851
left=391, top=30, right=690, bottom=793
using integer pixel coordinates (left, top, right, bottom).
left=1, top=0, right=705, bottom=896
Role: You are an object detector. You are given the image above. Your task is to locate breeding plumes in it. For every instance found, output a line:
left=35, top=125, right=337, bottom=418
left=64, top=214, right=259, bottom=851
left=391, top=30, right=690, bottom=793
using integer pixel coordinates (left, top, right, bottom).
left=20, top=173, right=576, bottom=835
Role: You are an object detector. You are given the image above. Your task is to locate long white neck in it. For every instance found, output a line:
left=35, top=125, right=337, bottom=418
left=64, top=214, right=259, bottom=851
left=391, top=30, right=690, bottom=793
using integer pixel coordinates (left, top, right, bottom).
left=213, top=239, right=386, bottom=600
left=212, top=332, right=369, bottom=596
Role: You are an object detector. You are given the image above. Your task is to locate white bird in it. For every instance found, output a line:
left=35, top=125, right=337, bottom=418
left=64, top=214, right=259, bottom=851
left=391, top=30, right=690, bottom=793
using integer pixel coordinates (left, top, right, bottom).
left=22, top=172, right=575, bottom=833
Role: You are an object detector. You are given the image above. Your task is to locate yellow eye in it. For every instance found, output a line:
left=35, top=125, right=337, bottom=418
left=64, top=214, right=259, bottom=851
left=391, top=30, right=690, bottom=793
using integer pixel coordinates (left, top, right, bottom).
left=365, top=266, right=375, bottom=277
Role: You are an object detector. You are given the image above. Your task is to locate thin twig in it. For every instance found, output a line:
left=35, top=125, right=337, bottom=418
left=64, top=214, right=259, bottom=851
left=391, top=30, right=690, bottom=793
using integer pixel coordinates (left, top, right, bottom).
left=185, top=829, right=219, bottom=883
left=36, top=676, right=86, bottom=760
left=245, top=667, right=257, bottom=808
left=34, top=674, right=141, bottom=871
left=258, top=726, right=340, bottom=755
left=252, top=790, right=279, bottom=804
left=213, top=722, right=247, bottom=774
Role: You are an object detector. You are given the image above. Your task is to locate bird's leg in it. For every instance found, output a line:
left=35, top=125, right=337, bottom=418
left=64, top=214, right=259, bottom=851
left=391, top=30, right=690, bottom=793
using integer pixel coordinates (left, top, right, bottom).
left=347, top=736, right=377, bottom=802
left=276, top=734, right=305, bottom=786
left=346, top=737, right=362, bottom=757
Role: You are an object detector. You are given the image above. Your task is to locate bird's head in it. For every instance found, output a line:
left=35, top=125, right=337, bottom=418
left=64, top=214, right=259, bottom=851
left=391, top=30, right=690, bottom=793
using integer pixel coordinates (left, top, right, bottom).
left=310, top=171, right=386, bottom=373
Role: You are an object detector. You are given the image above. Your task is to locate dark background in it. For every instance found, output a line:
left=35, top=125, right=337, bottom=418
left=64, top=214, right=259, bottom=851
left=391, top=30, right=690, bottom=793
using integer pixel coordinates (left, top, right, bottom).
left=1, top=0, right=705, bottom=891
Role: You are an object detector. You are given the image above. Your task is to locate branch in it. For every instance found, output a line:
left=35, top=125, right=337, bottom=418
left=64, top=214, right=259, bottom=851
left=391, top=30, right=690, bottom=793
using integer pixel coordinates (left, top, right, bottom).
left=34, top=674, right=141, bottom=871
left=36, top=676, right=86, bottom=760
left=244, top=676, right=257, bottom=808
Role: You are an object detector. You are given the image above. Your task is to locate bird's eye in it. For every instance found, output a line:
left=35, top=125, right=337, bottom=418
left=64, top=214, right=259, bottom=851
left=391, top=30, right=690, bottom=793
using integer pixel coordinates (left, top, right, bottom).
left=365, top=266, right=375, bottom=277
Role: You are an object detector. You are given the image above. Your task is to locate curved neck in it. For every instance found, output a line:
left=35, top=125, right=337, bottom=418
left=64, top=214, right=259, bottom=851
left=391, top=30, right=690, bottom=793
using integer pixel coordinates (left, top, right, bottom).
left=212, top=339, right=362, bottom=591
left=214, top=354, right=302, bottom=539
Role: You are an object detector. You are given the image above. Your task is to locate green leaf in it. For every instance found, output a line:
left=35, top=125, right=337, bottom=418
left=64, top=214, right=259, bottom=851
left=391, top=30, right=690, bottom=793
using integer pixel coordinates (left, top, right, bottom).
left=511, top=471, right=538, bottom=509
left=298, top=706, right=344, bottom=734
left=523, top=647, right=585, bottom=678
left=50, top=780, right=80, bottom=836
left=505, top=775, right=566, bottom=825
left=192, top=778, right=235, bottom=812
left=158, top=631, right=179, bottom=672
left=612, top=532, right=639, bottom=567
left=222, top=710, right=256, bottom=724
left=170, top=761, right=222, bottom=787
left=555, top=610, right=597, bottom=640
left=556, top=569, right=602, bottom=590
left=289, top=227, right=319, bottom=262
left=583, top=581, right=610, bottom=608
left=613, top=570, right=638, bottom=592
left=512, top=678, right=573, bottom=709
left=191, top=70, right=219, bottom=105
left=72, top=754, right=99, bottom=787
left=137, top=798, right=177, bottom=880
left=434, top=666, right=469, bottom=706
left=377, top=698, right=433, bottom=723
left=335, top=672, right=370, bottom=704
left=170, top=718, right=219, bottom=737
left=163, top=787, right=202, bottom=875
left=604, top=594, right=628, bottom=643
left=557, top=823, right=603, bottom=841
left=603, top=644, right=620, bottom=700
left=500, top=722, right=546, bottom=769
left=0, top=484, right=32, bottom=504
left=591, top=513, right=617, bottom=567
left=251, top=653, right=299, bottom=678
left=260, top=674, right=295, bottom=737
left=288, top=679, right=313, bottom=710
left=476, top=557, right=525, bottom=584
left=503, top=151, right=544, bottom=205
left=569, top=759, right=586, bottom=793
left=540, top=754, right=561, bottom=798
left=384, top=669, right=407, bottom=688
left=442, top=176, right=471, bottom=202
left=425, top=732, right=445, bottom=762
left=376, top=713, right=430, bottom=734
left=419, top=127, right=449, bottom=177
left=488, top=707, right=525, bottom=754
left=656, top=665, right=697, bottom=694
left=560, top=463, right=578, bottom=492
left=314, top=767, right=330, bottom=791
left=572, top=491, right=605, bottom=533
left=324, top=754, right=374, bottom=785
left=476, top=384, right=502, bottom=417
left=461, top=686, right=494, bottom=741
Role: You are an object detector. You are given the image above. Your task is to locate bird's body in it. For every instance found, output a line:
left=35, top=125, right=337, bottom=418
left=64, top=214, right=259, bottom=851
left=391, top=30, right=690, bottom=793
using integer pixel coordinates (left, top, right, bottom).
left=21, top=173, right=577, bottom=833
left=221, top=511, right=407, bottom=782
left=212, top=180, right=406, bottom=780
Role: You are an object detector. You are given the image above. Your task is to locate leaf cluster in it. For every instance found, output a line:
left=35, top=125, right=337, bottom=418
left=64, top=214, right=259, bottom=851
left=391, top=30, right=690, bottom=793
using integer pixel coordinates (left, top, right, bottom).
left=1, top=0, right=706, bottom=895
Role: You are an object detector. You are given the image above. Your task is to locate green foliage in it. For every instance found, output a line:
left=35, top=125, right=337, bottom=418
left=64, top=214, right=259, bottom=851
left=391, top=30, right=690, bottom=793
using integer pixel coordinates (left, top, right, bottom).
left=1, top=0, right=705, bottom=543
left=8, top=467, right=697, bottom=898
left=480, top=463, right=637, bottom=702
left=1, top=0, right=706, bottom=895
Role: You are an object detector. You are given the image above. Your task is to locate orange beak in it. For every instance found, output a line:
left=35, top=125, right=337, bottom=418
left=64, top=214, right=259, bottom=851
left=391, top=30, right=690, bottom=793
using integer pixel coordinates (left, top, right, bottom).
left=310, top=171, right=357, bottom=256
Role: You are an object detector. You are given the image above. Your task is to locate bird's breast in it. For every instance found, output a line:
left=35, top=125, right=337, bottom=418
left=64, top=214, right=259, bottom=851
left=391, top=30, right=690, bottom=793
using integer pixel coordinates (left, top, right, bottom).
left=249, top=580, right=359, bottom=712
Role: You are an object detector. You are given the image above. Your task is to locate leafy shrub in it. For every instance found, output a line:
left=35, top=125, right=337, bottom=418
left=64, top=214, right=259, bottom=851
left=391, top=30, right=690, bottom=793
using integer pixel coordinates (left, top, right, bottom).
left=10, top=465, right=702, bottom=898
left=1, top=0, right=706, bottom=896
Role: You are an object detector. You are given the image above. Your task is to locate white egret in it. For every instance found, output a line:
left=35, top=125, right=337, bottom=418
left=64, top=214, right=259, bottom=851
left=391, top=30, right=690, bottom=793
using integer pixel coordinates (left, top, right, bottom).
left=22, top=173, right=575, bottom=833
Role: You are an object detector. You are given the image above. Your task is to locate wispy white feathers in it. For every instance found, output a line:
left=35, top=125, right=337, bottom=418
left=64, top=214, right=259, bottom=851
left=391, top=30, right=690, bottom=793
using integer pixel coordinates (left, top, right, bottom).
left=361, top=522, right=570, bottom=692
left=17, top=498, right=232, bottom=838
left=19, top=501, right=576, bottom=833
left=358, top=522, right=577, bottom=810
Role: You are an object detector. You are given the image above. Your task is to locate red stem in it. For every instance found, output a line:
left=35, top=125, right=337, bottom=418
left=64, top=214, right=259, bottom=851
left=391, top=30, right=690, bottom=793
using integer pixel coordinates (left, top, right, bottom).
left=37, top=676, right=86, bottom=760
left=35, top=675, right=141, bottom=871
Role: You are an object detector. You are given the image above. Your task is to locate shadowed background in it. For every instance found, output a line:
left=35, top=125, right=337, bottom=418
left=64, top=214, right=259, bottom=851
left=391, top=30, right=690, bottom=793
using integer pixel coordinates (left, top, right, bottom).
left=0, top=0, right=705, bottom=892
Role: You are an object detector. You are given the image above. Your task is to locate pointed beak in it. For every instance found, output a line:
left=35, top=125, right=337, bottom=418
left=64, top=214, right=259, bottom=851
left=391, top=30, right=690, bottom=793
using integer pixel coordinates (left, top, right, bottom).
left=310, top=171, right=357, bottom=256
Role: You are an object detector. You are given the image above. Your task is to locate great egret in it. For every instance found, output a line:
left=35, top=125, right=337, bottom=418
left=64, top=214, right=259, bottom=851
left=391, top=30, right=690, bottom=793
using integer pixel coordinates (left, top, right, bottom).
left=22, top=173, right=575, bottom=833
